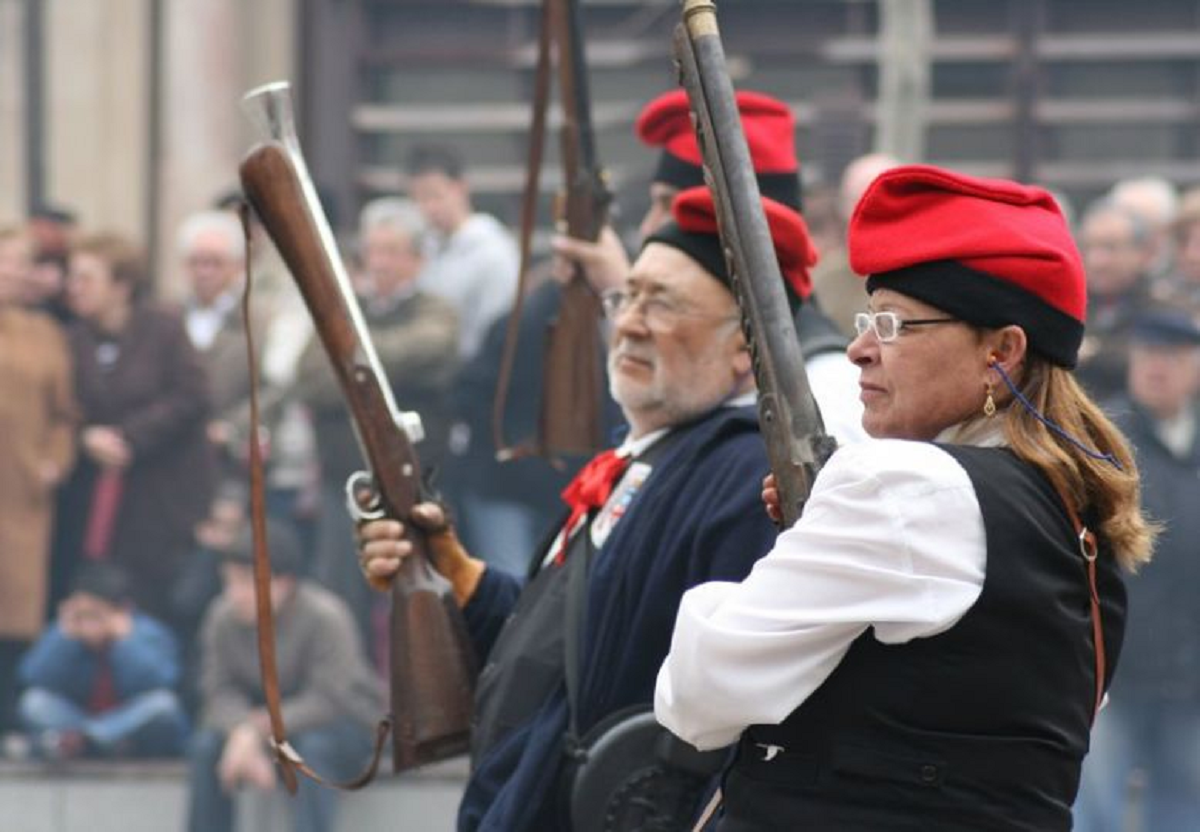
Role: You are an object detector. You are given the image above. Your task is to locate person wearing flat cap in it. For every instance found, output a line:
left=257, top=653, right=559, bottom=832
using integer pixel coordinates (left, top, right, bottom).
left=186, top=521, right=381, bottom=832
left=359, top=188, right=859, bottom=831
left=656, top=164, right=1157, bottom=831
left=1075, top=308, right=1200, bottom=831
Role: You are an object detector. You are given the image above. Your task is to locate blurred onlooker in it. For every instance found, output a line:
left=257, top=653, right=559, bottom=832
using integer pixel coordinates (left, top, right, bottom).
left=0, top=227, right=77, bottom=736
left=173, top=486, right=249, bottom=640
left=809, top=152, right=902, bottom=337
left=17, top=562, right=187, bottom=760
left=449, top=266, right=596, bottom=572
left=1109, top=175, right=1179, bottom=281
left=406, top=144, right=518, bottom=360
left=23, top=204, right=78, bottom=319
left=1158, top=185, right=1200, bottom=316
left=171, top=485, right=250, bottom=717
left=177, top=210, right=265, bottom=479
left=51, top=234, right=215, bottom=624
left=1075, top=198, right=1157, bottom=401
left=294, top=198, right=458, bottom=654
left=186, top=521, right=379, bottom=832
left=1076, top=309, right=1200, bottom=831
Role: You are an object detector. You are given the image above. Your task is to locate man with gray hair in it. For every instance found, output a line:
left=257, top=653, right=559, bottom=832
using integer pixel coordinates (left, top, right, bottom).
left=1109, top=175, right=1180, bottom=280
left=177, top=209, right=266, bottom=480
left=1076, top=197, right=1158, bottom=400
left=294, top=197, right=459, bottom=657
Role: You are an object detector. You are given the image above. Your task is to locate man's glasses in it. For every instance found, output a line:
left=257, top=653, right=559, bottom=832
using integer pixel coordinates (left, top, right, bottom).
left=601, top=288, right=738, bottom=333
left=854, top=311, right=958, bottom=343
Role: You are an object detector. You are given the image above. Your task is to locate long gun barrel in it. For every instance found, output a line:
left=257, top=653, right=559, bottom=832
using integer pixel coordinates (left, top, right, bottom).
left=239, top=82, right=475, bottom=772
left=538, top=0, right=611, bottom=456
left=496, top=0, right=611, bottom=459
left=674, top=1, right=836, bottom=524
left=547, top=0, right=612, bottom=457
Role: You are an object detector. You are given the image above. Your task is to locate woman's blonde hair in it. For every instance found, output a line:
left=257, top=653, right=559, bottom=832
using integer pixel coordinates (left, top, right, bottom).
left=1001, top=357, right=1156, bottom=571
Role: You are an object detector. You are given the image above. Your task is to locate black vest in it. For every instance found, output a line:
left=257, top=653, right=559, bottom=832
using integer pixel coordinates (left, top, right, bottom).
left=719, top=446, right=1127, bottom=832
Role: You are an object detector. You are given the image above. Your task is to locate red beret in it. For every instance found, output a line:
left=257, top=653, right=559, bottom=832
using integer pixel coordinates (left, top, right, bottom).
left=849, top=164, right=1087, bottom=366
left=635, top=90, right=801, bottom=210
left=643, top=186, right=815, bottom=304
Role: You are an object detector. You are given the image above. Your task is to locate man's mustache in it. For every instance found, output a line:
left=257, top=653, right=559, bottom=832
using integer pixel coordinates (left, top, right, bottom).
left=610, top=343, right=656, bottom=367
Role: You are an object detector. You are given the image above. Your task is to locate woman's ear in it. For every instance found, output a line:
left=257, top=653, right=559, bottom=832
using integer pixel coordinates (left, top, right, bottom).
left=987, top=325, right=1028, bottom=377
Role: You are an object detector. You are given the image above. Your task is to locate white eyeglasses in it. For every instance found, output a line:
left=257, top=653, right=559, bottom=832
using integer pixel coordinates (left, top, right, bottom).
left=854, top=311, right=958, bottom=343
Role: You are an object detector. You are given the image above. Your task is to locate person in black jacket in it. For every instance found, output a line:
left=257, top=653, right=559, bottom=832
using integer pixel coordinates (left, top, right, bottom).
left=1075, top=308, right=1200, bottom=832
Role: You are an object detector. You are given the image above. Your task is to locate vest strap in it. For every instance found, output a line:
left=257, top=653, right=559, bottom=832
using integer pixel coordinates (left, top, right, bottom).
left=1053, top=484, right=1105, bottom=722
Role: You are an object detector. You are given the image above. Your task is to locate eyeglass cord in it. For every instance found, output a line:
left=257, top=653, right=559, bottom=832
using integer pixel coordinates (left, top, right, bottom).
left=991, top=361, right=1122, bottom=470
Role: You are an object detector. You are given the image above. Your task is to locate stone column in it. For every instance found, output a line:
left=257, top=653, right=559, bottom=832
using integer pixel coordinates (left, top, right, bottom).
left=2, top=0, right=295, bottom=284
left=155, top=0, right=295, bottom=299
left=876, top=0, right=933, bottom=161
left=0, top=0, right=27, bottom=224
left=44, top=0, right=150, bottom=239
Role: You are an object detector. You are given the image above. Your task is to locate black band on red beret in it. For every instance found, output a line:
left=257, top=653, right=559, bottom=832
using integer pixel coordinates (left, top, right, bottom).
left=643, top=219, right=729, bottom=288
left=643, top=219, right=804, bottom=313
left=653, top=152, right=707, bottom=192
left=652, top=153, right=803, bottom=212
left=866, top=260, right=1085, bottom=367
left=756, top=172, right=803, bottom=213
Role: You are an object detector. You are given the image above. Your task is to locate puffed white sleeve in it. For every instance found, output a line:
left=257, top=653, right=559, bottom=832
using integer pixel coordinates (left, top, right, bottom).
left=654, top=439, right=988, bottom=750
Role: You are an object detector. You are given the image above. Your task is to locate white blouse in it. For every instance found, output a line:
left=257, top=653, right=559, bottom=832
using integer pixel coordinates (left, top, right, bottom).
left=653, top=433, right=997, bottom=751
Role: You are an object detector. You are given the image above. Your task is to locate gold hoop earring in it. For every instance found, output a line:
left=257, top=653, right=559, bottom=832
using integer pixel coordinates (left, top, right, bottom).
left=983, top=381, right=997, bottom=417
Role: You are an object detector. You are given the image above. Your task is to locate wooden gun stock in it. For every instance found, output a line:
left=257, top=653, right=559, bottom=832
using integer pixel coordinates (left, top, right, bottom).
left=675, top=1, right=836, bottom=524
left=495, top=0, right=611, bottom=460
left=239, top=83, right=475, bottom=773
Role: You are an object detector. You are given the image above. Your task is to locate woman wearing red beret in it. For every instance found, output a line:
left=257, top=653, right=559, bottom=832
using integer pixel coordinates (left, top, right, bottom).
left=655, top=165, right=1156, bottom=831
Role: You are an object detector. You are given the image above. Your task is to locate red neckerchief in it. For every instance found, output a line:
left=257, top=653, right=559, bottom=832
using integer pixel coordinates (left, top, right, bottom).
left=88, top=648, right=117, bottom=714
left=554, top=449, right=630, bottom=564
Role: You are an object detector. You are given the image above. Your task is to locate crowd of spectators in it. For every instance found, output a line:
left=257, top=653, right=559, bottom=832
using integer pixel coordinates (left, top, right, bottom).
left=1, top=154, right=1199, bottom=829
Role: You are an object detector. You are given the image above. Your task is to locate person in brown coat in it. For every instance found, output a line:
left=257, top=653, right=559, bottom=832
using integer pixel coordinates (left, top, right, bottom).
left=51, top=233, right=215, bottom=626
left=0, top=227, right=77, bottom=733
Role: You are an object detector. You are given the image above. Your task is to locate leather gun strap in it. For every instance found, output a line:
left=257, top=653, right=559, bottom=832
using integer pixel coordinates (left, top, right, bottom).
left=238, top=203, right=300, bottom=795
left=238, top=205, right=389, bottom=793
left=1051, top=481, right=1106, bottom=723
left=493, top=0, right=554, bottom=462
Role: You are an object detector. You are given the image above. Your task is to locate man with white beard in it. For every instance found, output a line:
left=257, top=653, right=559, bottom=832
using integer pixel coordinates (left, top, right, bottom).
left=357, top=188, right=860, bottom=831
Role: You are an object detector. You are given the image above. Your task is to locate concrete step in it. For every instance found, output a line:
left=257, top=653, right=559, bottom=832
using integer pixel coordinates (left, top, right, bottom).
left=0, top=757, right=467, bottom=832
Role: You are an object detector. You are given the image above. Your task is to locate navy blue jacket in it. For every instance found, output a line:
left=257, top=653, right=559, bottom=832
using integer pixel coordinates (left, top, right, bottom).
left=458, top=404, right=777, bottom=831
left=19, top=612, right=181, bottom=706
left=1108, top=397, right=1200, bottom=702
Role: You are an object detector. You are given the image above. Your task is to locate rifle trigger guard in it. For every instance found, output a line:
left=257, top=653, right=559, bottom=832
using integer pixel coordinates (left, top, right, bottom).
left=345, top=471, right=386, bottom=522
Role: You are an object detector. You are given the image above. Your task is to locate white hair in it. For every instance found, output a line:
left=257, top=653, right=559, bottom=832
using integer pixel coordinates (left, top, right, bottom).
left=176, top=210, right=245, bottom=261
left=1109, top=176, right=1180, bottom=229
left=359, top=197, right=426, bottom=244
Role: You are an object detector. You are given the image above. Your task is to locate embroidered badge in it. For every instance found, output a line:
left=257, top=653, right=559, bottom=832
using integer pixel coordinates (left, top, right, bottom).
left=590, top=461, right=652, bottom=548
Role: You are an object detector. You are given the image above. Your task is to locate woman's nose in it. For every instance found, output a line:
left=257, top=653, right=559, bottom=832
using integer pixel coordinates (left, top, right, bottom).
left=846, top=329, right=877, bottom=366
